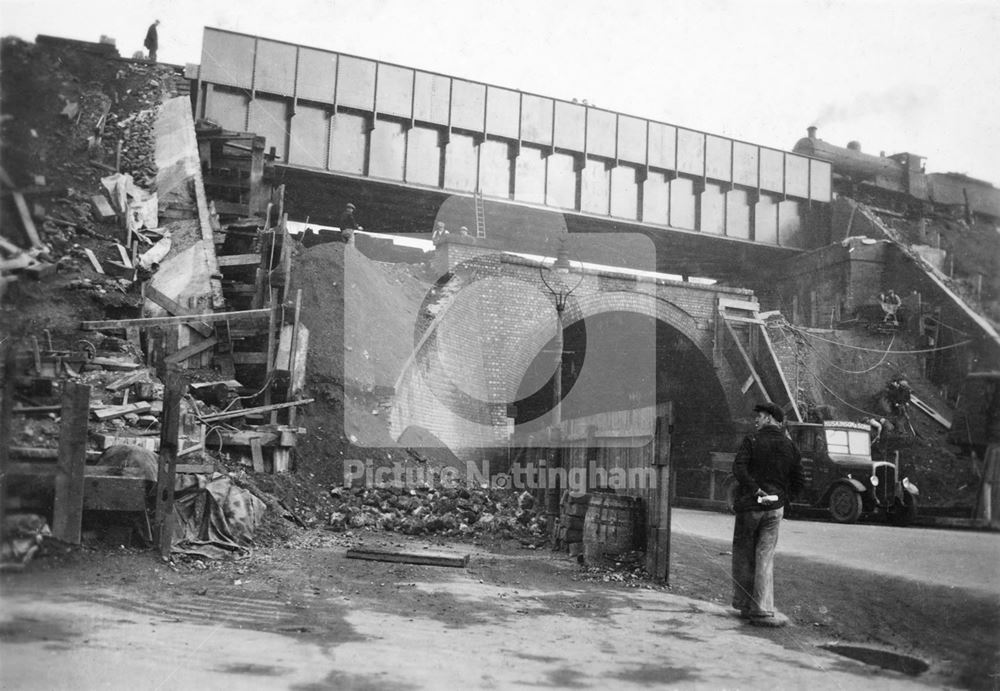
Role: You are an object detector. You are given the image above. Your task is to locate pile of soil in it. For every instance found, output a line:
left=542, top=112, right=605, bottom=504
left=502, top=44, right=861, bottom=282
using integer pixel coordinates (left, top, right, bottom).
left=251, top=240, right=443, bottom=529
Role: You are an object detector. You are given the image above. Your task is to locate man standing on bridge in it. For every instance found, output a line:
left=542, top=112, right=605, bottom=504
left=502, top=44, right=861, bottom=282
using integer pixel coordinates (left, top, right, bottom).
left=731, top=402, right=805, bottom=627
left=144, top=20, right=160, bottom=62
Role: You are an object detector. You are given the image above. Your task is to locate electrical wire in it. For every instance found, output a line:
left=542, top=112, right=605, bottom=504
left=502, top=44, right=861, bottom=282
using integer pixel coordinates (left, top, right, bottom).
left=784, top=323, right=972, bottom=354
left=922, top=314, right=973, bottom=338
left=801, top=367, right=883, bottom=419
left=792, top=328, right=897, bottom=375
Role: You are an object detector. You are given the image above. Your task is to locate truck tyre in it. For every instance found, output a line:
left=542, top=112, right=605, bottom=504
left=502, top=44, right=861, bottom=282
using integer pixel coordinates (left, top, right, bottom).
left=828, top=484, right=863, bottom=523
left=890, top=496, right=918, bottom=526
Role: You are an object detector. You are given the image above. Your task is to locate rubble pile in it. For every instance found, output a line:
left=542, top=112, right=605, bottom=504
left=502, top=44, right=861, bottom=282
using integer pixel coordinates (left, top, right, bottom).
left=0, top=37, right=177, bottom=333
left=572, top=550, right=664, bottom=589
left=326, top=484, right=548, bottom=540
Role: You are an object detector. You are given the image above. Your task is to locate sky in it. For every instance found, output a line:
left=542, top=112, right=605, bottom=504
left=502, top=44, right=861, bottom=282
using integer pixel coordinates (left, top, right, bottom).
left=2, top=0, right=999, bottom=184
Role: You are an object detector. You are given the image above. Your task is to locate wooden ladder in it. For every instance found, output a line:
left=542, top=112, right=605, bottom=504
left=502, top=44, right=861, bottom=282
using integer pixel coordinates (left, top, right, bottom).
left=474, top=189, right=486, bottom=239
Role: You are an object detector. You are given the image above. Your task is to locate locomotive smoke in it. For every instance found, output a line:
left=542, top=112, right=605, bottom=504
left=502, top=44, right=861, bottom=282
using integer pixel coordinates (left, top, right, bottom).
left=813, top=85, right=936, bottom=128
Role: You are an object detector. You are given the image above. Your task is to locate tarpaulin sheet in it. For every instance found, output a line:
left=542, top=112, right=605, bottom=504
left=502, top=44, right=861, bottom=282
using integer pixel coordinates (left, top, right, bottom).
left=171, top=473, right=266, bottom=560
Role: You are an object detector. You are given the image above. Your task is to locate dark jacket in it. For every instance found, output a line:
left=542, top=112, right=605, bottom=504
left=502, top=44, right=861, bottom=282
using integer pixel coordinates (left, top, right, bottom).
left=732, top=425, right=806, bottom=512
left=144, top=25, right=158, bottom=52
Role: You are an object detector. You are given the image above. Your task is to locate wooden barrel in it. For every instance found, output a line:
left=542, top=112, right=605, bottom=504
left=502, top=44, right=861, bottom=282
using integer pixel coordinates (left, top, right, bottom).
left=583, top=493, right=640, bottom=564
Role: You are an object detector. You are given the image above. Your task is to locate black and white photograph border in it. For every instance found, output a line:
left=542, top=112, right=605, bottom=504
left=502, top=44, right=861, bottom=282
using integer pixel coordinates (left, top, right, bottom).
left=1, top=1, right=998, bottom=689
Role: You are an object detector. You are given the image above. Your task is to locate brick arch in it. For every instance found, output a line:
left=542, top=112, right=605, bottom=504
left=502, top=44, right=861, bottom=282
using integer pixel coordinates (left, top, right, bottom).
left=391, top=252, right=746, bottom=448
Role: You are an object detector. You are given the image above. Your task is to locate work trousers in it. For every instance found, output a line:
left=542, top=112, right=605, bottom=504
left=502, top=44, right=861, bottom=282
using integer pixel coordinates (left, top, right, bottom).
left=731, top=506, right=783, bottom=616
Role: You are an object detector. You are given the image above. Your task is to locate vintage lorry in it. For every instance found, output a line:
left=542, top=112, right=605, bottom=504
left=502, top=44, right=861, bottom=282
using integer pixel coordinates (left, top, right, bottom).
left=722, top=420, right=919, bottom=524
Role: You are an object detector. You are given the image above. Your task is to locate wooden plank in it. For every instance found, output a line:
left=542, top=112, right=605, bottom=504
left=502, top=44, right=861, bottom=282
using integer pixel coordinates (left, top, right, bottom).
left=52, top=382, right=90, bottom=544
left=909, top=394, right=952, bottom=429
left=231, top=351, right=268, bottom=365
left=199, top=398, right=314, bottom=423
left=753, top=322, right=803, bottom=423
left=115, top=244, right=133, bottom=268
left=24, top=261, right=56, bottom=280
left=721, top=319, right=770, bottom=403
left=84, top=248, right=105, bottom=274
left=90, top=356, right=141, bottom=371
left=12, top=404, right=62, bottom=415
left=345, top=548, right=470, bottom=568
left=164, top=336, right=218, bottom=365
left=143, top=285, right=213, bottom=337
left=0, top=255, right=34, bottom=272
left=217, top=253, right=261, bottom=267
left=91, top=194, right=116, bottom=221
left=217, top=429, right=280, bottom=447
left=81, top=308, right=270, bottom=331
left=272, top=448, right=291, bottom=473
left=176, top=463, right=216, bottom=474
left=0, top=234, right=26, bottom=255
left=263, top=288, right=278, bottom=409
left=0, top=346, right=14, bottom=547
left=8, top=463, right=147, bottom=477
left=105, top=369, right=150, bottom=392
left=287, top=288, right=303, bottom=425
left=91, top=402, right=152, bottom=421
left=718, top=297, right=761, bottom=313
left=177, top=443, right=204, bottom=458
left=155, top=370, right=185, bottom=558
left=10, top=447, right=103, bottom=461
left=646, top=404, right=673, bottom=583
left=250, top=437, right=265, bottom=472
left=12, top=190, right=44, bottom=249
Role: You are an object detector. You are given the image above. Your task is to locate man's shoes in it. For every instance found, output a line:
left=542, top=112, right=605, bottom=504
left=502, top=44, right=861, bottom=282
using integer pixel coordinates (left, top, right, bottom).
left=748, top=611, right=788, bottom=628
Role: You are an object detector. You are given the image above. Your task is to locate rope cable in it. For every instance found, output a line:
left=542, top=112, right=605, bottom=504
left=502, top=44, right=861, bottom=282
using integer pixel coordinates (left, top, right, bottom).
left=783, top=323, right=972, bottom=355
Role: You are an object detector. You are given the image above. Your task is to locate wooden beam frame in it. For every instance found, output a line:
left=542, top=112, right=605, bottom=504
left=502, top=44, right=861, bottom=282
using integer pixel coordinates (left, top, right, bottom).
left=81, top=308, right=270, bottom=331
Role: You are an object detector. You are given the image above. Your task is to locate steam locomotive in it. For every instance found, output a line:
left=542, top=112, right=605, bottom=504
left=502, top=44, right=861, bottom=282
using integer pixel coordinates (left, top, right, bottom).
left=793, top=127, right=1000, bottom=222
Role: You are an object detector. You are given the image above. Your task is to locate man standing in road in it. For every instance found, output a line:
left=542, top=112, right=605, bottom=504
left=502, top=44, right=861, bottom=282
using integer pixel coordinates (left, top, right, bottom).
left=731, top=402, right=805, bottom=627
left=144, top=20, right=160, bottom=62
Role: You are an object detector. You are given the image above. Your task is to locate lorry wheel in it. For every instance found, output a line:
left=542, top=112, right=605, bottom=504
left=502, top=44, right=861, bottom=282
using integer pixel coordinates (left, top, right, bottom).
left=890, top=497, right=918, bottom=526
left=828, top=484, right=863, bottom=523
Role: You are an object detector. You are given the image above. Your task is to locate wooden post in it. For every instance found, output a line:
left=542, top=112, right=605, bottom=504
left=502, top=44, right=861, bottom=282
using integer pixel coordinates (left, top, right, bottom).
left=286, top=288, right=303, bottom=428
left=646, top=402, right=673, bottom=583
left=155, top=368, right=185, bottom=558
left=264, top=287, right=278, bottom=410
left=0, top=345, right=15, bottom=547
left=52, top=382, right=91, bottom=543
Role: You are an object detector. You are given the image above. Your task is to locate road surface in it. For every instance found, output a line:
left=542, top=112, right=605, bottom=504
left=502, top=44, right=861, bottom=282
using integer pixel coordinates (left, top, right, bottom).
left=671, top=507, right=1000, bottom=596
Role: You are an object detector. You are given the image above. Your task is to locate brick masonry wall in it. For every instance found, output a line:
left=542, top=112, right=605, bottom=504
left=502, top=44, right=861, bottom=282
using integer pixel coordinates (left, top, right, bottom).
left=391, top=244, right=761, bottom=459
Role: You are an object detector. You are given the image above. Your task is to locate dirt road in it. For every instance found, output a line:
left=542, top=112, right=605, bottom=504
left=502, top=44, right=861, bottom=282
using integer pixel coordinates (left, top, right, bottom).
left=3, top=521, right=996, bottom=689
left=672, top=508, right=1000, bottom=595
left=669, top=510, right=1000, bottom=689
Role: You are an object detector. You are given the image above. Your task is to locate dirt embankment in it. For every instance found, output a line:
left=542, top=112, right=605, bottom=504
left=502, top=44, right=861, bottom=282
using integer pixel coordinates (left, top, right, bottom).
left=766, top=318, right=978, bottom=508
left=255, top=240, right=442, bottom=528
